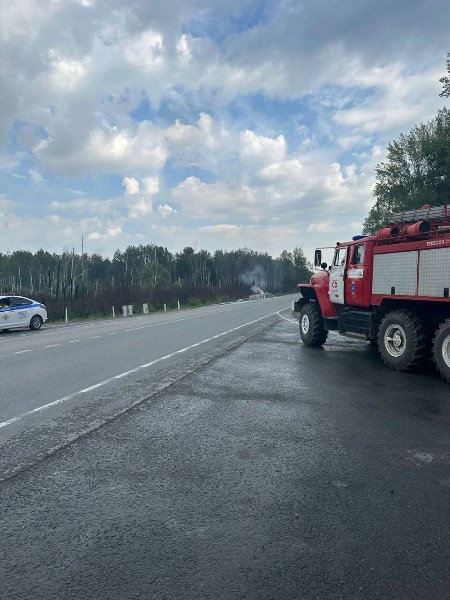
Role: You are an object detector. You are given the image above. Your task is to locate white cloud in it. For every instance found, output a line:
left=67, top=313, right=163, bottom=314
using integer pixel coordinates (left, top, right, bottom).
left=176, top=34, right=192, bottom=63
left=142, top=176, right=159, bottom=195
left=165, top=113, right=233, bottom=173
left=158, top=203, right=176, bottom=217
left=308, top=222, right=333, bottom=233
left=172, top=177, right=257, bottom=219
left=36, top=122, right=168, bottom=176
left=124, top=31, right=165, bottom=71
left=128, top=198, right=153, bottom=219
left=259, top=159, right=305, bottom=183
left=240, top=130, right=286, bottom=166
left=88, top=226, right=122, bottom=240
left=123, top=177, right=140, bottom=195
left=49, top=55, right=88, bottom=91
left=333, top=67, right=444, bottom=138
left=198, top=224, right=239, bottom=234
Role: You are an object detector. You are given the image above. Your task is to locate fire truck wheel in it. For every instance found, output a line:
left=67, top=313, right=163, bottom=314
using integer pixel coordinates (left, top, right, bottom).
left=432, top=319, right=450, bottom=383
left=299, top=302, right=328, bottom=346
left=377, top=310, right=426, bottom=372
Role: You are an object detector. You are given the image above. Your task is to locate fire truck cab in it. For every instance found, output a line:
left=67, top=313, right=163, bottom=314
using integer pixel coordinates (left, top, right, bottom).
left=294, top=204, right=450, bottom=383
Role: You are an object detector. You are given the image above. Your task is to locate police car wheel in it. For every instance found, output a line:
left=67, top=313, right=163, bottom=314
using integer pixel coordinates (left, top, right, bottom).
left=30, top=315, right=43, bottom=330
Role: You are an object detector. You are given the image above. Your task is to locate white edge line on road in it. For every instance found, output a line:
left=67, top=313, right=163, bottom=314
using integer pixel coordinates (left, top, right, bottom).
left=0, top=309, right=285, bottom=429
left=277, top=310, right=298, bottom=324
left=277, top=308, right=340, bottom=336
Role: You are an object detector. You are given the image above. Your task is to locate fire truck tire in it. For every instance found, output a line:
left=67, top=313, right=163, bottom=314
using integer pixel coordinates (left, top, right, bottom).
left=299, top=302, right=328, bottom=346
left=377, top=310, right=426, bottom=372
left=432, top=319, right=450, bottom=383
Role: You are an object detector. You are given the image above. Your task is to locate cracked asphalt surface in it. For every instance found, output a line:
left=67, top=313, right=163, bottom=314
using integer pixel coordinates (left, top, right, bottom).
left=1, top=318, right=449, bottom=600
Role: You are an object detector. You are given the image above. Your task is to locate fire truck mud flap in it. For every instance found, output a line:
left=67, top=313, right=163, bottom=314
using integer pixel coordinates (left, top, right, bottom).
left=432, top=319, right=450, bottom=383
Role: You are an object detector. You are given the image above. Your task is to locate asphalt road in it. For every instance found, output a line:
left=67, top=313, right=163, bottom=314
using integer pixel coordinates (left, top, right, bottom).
left=1, top=302, right=449, bottom=599
left=0, top=297, right=295, bottom=478
left=0, top=298, right=294, bottom=422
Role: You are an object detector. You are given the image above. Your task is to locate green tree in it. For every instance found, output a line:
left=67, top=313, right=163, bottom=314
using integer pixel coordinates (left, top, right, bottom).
left=440, top=52, right=450, bottom=98
left=363, top=107, right=450, bottom=234
left=293, top=247, right=313, bottom=272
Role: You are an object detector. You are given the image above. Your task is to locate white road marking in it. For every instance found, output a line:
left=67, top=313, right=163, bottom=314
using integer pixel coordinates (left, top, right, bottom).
left=0, top=310, right=282, bottom=429
left=14, top=349, right=32, bottom=355
left=44, top=344, right=60, bottom=348
left=277, top=310, right=298, bottom=324
left=277, top=309, right=340, bottom=336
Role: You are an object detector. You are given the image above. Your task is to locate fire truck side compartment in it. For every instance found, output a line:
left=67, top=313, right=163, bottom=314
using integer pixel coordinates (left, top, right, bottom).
left=372, top=247, right=450, bottom=298
left=418, top=247, right=450, bottom=297
left=372, top=251, right=418, bottom=296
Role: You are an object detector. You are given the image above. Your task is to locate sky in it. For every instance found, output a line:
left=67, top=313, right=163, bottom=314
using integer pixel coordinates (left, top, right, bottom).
left=1, top=0, right=449, bottom=261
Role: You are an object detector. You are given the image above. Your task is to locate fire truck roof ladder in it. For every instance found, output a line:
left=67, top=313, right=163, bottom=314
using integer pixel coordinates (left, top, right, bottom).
left=387, top=204, right=449, bottom=226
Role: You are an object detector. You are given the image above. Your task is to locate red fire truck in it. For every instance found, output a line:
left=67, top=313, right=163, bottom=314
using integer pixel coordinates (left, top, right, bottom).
left=294, top=204, right=450, bottom=383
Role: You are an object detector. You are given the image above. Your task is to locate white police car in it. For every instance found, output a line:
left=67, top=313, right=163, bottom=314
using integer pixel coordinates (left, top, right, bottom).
left=0, top=294, right=48, bottom=332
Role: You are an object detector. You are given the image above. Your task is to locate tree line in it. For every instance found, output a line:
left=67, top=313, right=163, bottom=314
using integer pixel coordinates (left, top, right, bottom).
left=0, top=246, right=312, bottom=320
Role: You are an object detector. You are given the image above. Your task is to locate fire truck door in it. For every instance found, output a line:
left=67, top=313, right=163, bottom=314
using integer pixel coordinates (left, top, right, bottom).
left=329, top=246, right=347, bottom=304
left=345, top=243, right=366, bottom=306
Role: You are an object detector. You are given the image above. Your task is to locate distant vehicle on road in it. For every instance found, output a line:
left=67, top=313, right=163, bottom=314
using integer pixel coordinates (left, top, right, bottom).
left=0, top=294, right=48, bottom=332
